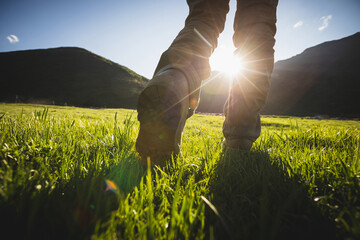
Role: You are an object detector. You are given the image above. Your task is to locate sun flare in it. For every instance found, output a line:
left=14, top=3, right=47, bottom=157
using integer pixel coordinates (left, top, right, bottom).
left=210, top=45, right=244, bottom=76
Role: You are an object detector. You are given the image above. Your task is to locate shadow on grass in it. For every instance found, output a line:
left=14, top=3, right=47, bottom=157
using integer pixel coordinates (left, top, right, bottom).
left=0, top=152, right=144, bottom=240
left=206, top=150, right=339, bottom=240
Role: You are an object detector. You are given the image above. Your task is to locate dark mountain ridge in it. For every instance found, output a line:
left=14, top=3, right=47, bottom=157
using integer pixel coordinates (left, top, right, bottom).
left=262, top=32, right=360, bottom=117
left=197, top=32, right=360, bottom=118
left=0, top=47, right=148, bottom=108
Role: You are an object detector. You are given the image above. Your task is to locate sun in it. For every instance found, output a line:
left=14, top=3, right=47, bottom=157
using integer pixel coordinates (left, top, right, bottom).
left=210, top=45, right=244, bottom=76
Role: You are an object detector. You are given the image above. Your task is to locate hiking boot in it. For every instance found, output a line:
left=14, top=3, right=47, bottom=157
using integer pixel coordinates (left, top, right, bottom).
left=136, top=69, right=190, bottom=166
left=222, top=118, right=261, bottom=152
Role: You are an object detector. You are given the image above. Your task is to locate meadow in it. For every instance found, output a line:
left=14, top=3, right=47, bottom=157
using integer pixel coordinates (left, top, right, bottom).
left=0, top=103, right=359, bottom=239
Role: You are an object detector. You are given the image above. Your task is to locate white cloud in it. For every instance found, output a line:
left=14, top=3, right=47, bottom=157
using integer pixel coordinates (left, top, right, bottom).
left=293, top=20, right=304, bottom=28
left=318, top=15, right=332, bottom=31
left=6, top=34, right=19, bottom=44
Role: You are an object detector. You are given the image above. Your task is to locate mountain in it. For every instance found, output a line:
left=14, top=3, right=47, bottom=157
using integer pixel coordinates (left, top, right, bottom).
left=0, top=47, right=148, bottom=108
left=262, top=32, right=360, bottom=117
left=2, top=33, right=359, bottom=116
left=197, top=32, right=360, bottom=118
left=196, top=71, right=230, bottom=114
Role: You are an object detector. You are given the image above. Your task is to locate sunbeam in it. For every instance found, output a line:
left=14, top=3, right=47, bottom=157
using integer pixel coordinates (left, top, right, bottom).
left=210, top=45, right=245, bottom=76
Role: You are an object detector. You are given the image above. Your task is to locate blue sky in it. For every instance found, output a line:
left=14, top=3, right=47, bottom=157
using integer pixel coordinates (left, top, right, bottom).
left=1, top=0, right=359, bottom=78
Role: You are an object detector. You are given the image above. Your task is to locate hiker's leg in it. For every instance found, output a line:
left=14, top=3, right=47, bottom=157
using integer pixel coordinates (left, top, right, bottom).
left=154, top=0, right=230, bottom=117
left=137, top=0, right=230, bottom=165
left=223, top=0, right=278, bottom=150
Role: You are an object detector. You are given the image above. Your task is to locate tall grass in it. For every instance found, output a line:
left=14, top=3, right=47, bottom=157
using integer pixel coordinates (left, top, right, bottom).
left=0, top=104, right=359, bottom=239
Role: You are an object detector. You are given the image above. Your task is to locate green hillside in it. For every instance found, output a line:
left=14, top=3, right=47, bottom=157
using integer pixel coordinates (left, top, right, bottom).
left=0, top=47, right=148, bottom=108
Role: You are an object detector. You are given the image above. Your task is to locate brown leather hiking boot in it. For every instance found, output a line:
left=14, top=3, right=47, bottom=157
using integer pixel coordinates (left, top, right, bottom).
left=136, top=69, right=190, bottom=166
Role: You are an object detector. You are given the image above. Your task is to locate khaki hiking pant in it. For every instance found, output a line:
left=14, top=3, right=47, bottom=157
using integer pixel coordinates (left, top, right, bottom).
left=154, top=0, right=278, bottom=149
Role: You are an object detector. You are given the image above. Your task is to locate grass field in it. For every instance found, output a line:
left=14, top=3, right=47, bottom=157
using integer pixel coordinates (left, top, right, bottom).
left=0, top=103, right=359, bottom=239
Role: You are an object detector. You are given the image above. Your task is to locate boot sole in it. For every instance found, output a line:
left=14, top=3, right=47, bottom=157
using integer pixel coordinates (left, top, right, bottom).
left=136, top=84, right=184, bottom=166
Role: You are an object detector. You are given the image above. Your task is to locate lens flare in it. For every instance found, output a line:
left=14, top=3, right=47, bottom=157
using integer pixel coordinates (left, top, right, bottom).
left=105, top=179, right=117, bottom=193
left=210, top=45, right=244, bottom=76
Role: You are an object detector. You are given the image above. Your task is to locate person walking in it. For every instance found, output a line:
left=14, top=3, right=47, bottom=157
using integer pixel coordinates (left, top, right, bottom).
left=136, top=0, right=278, bottom=166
